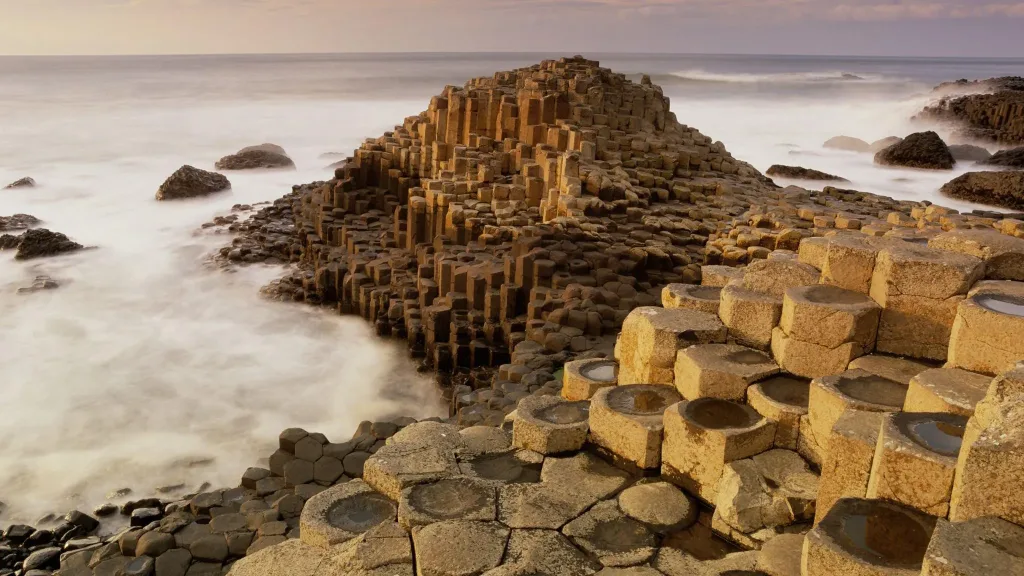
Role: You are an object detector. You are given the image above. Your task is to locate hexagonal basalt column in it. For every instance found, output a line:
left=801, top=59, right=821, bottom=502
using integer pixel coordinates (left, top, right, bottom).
left=662, top=398, right=776, bottom=504
left=300, top=479, right=398, bottom=548
left=719, top=284, right=783, bottom=351
left=662, top=283, right=723, bottom=316
left=562, top=500, right=658, bottom=567
left=869, top=242, right=983, bottom=361
left=866, top=412, right=969, bottom=517
left=808, top=369, right=908, bottom=454
left=397, top=477, right=496, bottom=529
left=714, top=449, right=819, bottom=536
left=820, top=235, right=881, bottom=294
left=615, top=307, right=727, bottom=385
left=903, top=367, right=990, bottom=417
left=674, top=343, right=779, bottom=401
left=848, top=354, right=932, bottom=386
left=512, top=396, right=589, bottom=455
left=922, top=517, right=1024, bottom=576
left=814, top=410, right=885, bottom=525
left=928, top=227, right=1024, bottom=282
left=947, top=281, right=1024, bottom=375
left=562, top=358, right=618, bottom=401
left=803, top=498, right=937, bottom=576
left=589, top=384, right=682, bottom=470
left=747, top=375, right=810, bottom=450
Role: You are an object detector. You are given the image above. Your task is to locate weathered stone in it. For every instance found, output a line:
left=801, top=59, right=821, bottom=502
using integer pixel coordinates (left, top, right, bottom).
left=747, top=375, right=810, bottom=450
left=674, top=343, right=778, bottom=401
left=156, top=165, right=230, bottom=200
left=411, top=521, right=509, bottom=576
left=589, top=384, right=682, bottom=469
left=226, top=538, right=326, bottom=576
left=512, top=395, right=589, bottom=454
left=715, top=449, right=818, bottom=534
left=903, top=367, right=990, bottom=417
left=814, top=409, right=885, bottom=524
left=874, top=131, right=955, bottom=170
left=562, top=500, right=657, bottom=567
left=947, top=281, right=1024, bottom=375
left=617, top=481, right=697, bottom=533
left=397, top=477, right=496, bottom=529
left=615, top=307, right=727, bottom=385
left=921, top=516, right=1024, bottom=576
left=299, top=479, right=396, bottom=548
left=490, top=529, right=601, bottom=576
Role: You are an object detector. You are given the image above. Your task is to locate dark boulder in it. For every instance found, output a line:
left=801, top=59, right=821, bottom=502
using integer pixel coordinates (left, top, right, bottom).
left=874, top=131, right=955, bottom=170
left=941, top=171, right=1024, bottom=210
left=0, top=234, right=20, bottom=250
left=823, top=136, right=871, bottom=153
left=766, top=165, right=848, bottom=182
left=156, top=165, right=231, bottom=201
left=982, top=147, right=1024, bottom=168
left=3, top=177, right=36, bottom=189
left=14, top=229, right=85, bottom=260
left=0, top=214, right=41, bottom=232
left=215, top=144, right=294, bottom=170
left=949, top=144, right=993, bottom=162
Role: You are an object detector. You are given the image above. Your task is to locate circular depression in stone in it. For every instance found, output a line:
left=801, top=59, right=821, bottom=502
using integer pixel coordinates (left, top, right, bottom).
left=895, top=413, right=968, bottom=457
left=407, top=478, right=490, bottom=520
left=801, top=285, right=872, bottom=305
left=837, top=505, right=931, bottom=567
left=835, top=374, right=907, bottom=407
left=758, top=375, right=811, bottom=408
left=606, top=385, right=681, bottom=416
left=326, top=492, right=396, bottom=533
left=465, top=452, right=541, bottom=483
left=590, top=517, right=656, bottom=553
left=975, top=294, right=1024, bottom=317
left=690, top=286, right=722, bottom=300
left=723, top=348, right=773, bottom=366
left=684, top=398, right=759, bottom=430
left=535, top=401, right=590, bottom=425
left=579, top=360, right=618, bottom=382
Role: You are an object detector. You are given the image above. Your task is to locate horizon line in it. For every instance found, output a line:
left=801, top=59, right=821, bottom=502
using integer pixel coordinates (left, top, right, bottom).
left=2, top=50, right=1024, bottom=61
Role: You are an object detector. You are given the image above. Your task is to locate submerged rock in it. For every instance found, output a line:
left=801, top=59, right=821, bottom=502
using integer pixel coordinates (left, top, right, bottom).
left=869, top=136, right=903, bottom=153
left=215, top=144, right=294, bottom=170
left=823, top=136, right=871, bottom=153
left=949, top=144, right=993, bottom=162
left=14, top=228, right=85, bottom=260
left=766, top=165, right=848, bottom=182
left=156, top=165, right=231, bottom=201
left=4, top=177, right=36, bottom=189
left=983, top=147, right=1024, bottom=168
left=0, top=213, right=41, bottom=232
left=941, top=171, right=1024, bottom=210
left=874, top=131, right=955, bottom=170
left=17, top=275, right=60, bottom=294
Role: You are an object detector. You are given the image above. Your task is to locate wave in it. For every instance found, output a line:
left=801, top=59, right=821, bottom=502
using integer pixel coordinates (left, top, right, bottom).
left=667, top=69, right=895, bottom=85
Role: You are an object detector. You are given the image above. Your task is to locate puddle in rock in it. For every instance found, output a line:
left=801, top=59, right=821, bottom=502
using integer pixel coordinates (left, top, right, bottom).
left=838, top=507, right=931, bottom=567
left=408, top=478, right=489, bottom=519
left=607, top=385, right=680, bottom=416
left=463, top=452, right=541, bottom=483
left=724, top=349, right=771, bottom=366
left=685, top=398, right=758, bottom=429
left=536, top=402, right=590, bottom=425
left=580, top=360, right=617, bottom=382
left=590, top=517, right=657, bottom=553
left=835, top=375, right=907, bottom=407
left=976, top=294, right=1024, bottom=317
left=906, top=418, right=966, bottom=457
left=327, top=492, right=396, bottom=532
left=758, top=375, right=811, bottom=408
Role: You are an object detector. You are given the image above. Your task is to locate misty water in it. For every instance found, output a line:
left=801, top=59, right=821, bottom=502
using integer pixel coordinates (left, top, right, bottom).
left=2, top=52, right=1024, bottom=525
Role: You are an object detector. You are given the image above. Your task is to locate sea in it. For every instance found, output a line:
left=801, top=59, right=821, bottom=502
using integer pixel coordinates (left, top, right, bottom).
left=1, top=52, right=1023, bottom=526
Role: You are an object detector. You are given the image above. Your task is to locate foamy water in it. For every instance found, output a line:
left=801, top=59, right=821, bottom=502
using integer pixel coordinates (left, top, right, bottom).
left=2, top=53, right=1024, bottom=526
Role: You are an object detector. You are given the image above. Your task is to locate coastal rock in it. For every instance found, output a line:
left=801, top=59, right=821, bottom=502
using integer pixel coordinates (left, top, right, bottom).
left=983, top=147, right=1024, bottom=168
left=823, top=136, right=871, bottom=153
left=869, top=137, right=903, bottom=153
left=14, top=229, right=85, bottom=260
left=0, top=213, right=41, bottom=232
left=4, top=177, right=36, bottom=189
left=874, top=131, right=955, bottom=170
left=17, top=275, right=60, bottom=294
left=916, top=77, right=1024, bottom=145
left=0, top=233, right=22, bottom=250
left=766, top=165, right=848, bottom=182
left=156, top=165, right=231, bottom=201
left=949, top=144, right=993, bottom=162
left=215, top=145, right=295, bottom=170
left=940, top=171, right=1024, bottom=210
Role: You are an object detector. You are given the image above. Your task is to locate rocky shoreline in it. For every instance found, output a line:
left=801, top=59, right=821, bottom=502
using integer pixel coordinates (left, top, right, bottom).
left=3, top=57, right=1024, bottom=576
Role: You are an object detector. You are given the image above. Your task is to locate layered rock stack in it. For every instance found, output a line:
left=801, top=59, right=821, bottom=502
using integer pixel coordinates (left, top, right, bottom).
left=915, top=76, right=1024, bottom=145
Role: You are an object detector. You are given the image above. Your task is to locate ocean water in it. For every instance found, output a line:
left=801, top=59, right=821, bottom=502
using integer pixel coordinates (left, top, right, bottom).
left=2, top=52, right=1023, bottom=526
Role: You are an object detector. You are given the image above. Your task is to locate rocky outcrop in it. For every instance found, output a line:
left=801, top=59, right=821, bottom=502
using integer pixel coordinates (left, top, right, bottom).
left=874, top=131, right=955, bottom=170
left=766, top=165, right=848, bottom=182
left=916, top=77, right=1024, bottom=146
left=0, top=213, right=41, bottom=232
left=156, top=165, right=231, bottom=200
left=215, top=145, right=295, bottom=170
left=4, top=177, right=36, bottom=189
left=949, top=144, right=993, bottom=162
left=12, top=228, right=85, bottom=260
left=17, top=275, right=60, bottom=294
left=823, top=136, right=870, bottom=153
left=941, top=171, right=1024, bottom=210
left=982, top=147, right=1024, bottom=168
left=869, top=137, right=903, bottom=153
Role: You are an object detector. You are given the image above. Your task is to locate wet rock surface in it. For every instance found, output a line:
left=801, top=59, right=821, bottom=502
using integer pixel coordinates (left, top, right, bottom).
left=982, top=146, right=1024, bottom=168
left=941, top=170, right=1024, bottom=210
left=0, top=214, right=41, bottom=232
left=215, top=145, right=295, bottom=170
left=873, top=131, right=955, bottom=170
left=765, top=165, right=847, bottom=182
left=11, top=228, right=85, bottom=260
left=156, top=165, right=231, bottom=201
left=916, top=76, right=1024, bottom=145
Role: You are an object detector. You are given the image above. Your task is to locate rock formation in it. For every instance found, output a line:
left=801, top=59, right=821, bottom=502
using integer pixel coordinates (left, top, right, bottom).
left=916, top=77, right=1024, bottom=145
left=156, top=165, right=231, bottom=201
left=869, top=136, right=903, bottom=153
left=948, top=143, right=992, bottom=162
left=3, top=177, right=36, bottom=189
left=765, top=165, right=848, bottom=182
left=12, top=228, right=85, bottom=260
left=983, top=146, right=1024, bottom=168
left=0, top=213, right=41, bottom=232
left=874, top=131, right=956, bottom=170
left=215, top=145, right=295, bottom=170
left=822, top=136, right=870, bottom=153
left=941, top=171, right=1024, bottom=210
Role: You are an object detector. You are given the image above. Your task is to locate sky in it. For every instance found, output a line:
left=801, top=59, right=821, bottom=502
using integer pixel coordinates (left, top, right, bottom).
left=1, top=0, right=1022, bottom=57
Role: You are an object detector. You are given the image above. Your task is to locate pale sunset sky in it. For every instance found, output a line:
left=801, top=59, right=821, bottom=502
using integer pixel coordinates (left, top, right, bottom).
left=1, top=0, right=1022, bottom=56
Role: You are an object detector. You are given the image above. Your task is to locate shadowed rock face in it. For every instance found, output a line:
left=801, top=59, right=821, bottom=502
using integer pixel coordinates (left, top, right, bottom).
left=983, top=147, right=1024, bottom=168
left=684, top=398, right=759, bottom=430
left=916, top=77, right=1024, bottom=146
left=757, top=375, right=811, bottom=408
left=874, top=131, right=955, bottom=170
left=766, top=165, right=848, bottom=182
left=948, top=144, right=993, bottom=162
left=941, top=171, right=1024, bottom=211
left=215, top=147, right=295, bottom=170
left=0, top=213, right=40, bottom=232
left=823, top=499, right=936, bottom=568
left=156, top=165, right=231, bottom=200
left=13, top=228, right=84, bottom=260
left=4, top=177, right=36, bottom=189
